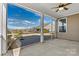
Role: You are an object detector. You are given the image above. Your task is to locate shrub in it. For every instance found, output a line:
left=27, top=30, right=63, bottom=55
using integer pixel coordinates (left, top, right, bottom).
left=43, top=29, right=49, bottom=33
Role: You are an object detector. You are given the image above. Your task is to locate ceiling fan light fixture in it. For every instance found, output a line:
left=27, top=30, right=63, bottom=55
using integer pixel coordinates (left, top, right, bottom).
left=59, top=7, right=64, bottom=11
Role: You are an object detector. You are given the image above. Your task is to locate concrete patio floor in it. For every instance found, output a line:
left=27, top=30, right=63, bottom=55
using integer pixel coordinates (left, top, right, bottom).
left=4, top=39, right=79, bottom=56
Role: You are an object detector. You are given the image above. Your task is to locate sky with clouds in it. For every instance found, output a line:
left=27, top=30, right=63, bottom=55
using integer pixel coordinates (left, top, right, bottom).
left=7, top=4, right=54, bottom=29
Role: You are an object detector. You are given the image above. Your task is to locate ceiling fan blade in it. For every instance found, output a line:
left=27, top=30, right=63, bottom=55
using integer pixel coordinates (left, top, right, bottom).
left=51, top=7, right=59, bottom=9
left=64, top=3, right=72, bottom=6
left=64, top=7, right=68, bottom=10
left=56, top=9, right=59, bottom=12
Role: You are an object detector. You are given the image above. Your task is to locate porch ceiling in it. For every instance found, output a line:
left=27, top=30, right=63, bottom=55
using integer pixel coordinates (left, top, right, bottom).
left=18, top=3, right=79, bottom=18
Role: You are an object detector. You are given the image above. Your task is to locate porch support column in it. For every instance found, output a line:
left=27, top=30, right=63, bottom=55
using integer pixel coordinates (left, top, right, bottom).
left=0, top=3, right=7, bottom=55
left=50, top=20, right=53, bottom=39
left=40, top=14, right=44, bottom=43
left=55, top=19, right=58, bottom=38
left=0, top=3, right=3, bottom=56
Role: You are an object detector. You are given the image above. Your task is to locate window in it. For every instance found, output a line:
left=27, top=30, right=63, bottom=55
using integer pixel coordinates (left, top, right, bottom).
left=58, top=18, right=67, bottom=32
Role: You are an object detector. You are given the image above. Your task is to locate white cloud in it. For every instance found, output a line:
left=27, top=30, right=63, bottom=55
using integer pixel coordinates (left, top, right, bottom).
left=24, top=20, right=35, bottom=24
left=24, top=20, right=31, bottom=23
left=8, top=18, right=35, bottom=24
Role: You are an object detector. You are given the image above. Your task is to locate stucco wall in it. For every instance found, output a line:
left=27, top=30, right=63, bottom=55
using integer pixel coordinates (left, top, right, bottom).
left=57, top=14, right=79, bottom=41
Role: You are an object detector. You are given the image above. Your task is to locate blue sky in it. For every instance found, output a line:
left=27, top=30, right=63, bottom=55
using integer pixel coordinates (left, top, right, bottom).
left=7, top=4, right=53, bottom=29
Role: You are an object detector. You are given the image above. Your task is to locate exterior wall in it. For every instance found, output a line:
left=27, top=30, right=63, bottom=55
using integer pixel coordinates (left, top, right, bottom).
left=57, top=14, right=79, bottom=41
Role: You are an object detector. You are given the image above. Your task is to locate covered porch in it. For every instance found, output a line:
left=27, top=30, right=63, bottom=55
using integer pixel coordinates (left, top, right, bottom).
left=0, top=3, right=79, bottom=56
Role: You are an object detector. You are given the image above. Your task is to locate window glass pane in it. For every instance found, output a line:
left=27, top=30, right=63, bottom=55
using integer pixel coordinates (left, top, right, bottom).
left=58, top=18, right=67, bottom=32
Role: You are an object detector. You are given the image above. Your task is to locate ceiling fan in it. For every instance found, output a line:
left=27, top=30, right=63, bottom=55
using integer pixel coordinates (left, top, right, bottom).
left=51, top=3, right=72, bottom=12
